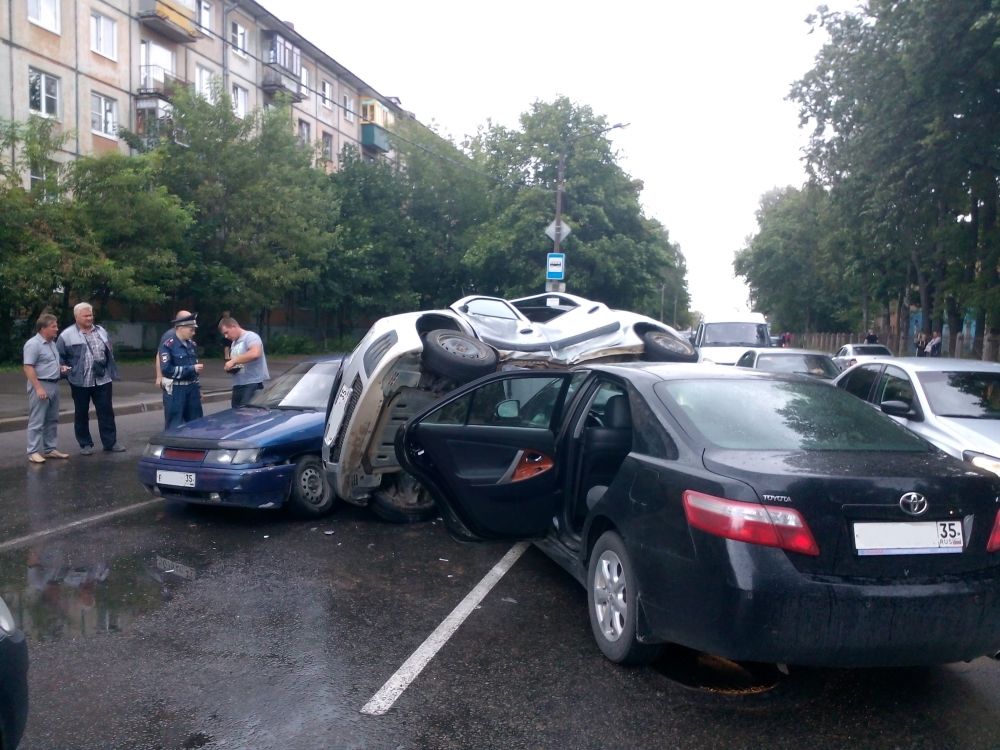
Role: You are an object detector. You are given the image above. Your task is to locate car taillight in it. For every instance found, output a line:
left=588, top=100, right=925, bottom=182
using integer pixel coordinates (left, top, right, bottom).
left=987, top=509, right=1000, bottom=553
left=682, top=490, right=820, bottom=556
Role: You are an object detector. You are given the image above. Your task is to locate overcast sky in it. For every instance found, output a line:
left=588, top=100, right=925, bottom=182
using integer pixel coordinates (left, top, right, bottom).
left=278, top=0, right=846, bottom=321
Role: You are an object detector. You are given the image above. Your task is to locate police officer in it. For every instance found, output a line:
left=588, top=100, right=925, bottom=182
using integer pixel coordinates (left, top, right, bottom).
left=159, top=313, right=204, bottom=428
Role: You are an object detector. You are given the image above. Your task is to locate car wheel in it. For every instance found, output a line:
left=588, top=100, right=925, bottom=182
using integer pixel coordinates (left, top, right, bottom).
left=422, top=329, right=498, bottom=382
left=370, top=473, right=437, bottom=524
left=642, top=330, right=698, bottom=362
left=588, top=531, right=661, bottom=665
left=289, top=456, right=335, bottom=517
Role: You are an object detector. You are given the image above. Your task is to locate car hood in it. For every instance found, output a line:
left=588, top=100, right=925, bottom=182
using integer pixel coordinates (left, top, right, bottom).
left=152, top=408, right=325, bottom=448
left=922, top=416, right=1000, bottom=459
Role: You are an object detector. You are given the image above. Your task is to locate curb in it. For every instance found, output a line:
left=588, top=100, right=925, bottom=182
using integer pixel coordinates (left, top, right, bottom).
left=0, top=389, right=232, bottom=435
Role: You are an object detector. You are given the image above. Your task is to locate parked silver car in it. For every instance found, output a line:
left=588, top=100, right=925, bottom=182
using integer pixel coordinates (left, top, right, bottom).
left=735, top=347, right=840, bottom=380
left=322, top=293, right=697, bottom=521
left=833, top=357, right=1000, bottom=475
left=831, top=343, right=893, bottom=370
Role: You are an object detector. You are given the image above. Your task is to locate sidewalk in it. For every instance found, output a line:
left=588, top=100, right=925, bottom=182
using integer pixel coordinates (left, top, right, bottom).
left=0, top=355, right=310, bottom=434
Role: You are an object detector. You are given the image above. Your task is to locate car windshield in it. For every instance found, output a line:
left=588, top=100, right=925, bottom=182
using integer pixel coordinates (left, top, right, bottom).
left=247, top=360, right=341, bottom=410
left=917, top=371, right=1000, bottom=419
left=655, top=378, right=929, bottom=452
left=702, top=323, right=770, bottom=347
left=755, top=353, right=840, bottom=379
left=855, top=345, right=892, bottom=356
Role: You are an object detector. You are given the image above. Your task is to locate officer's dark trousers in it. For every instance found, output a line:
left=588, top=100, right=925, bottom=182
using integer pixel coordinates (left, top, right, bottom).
left=165, top=384, right=203, bottom=429
left=70, top=382, right=117, bottom=449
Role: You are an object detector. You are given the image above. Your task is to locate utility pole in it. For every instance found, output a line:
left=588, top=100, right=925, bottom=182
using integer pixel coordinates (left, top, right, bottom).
left=544, top=122, right=628, bottom=293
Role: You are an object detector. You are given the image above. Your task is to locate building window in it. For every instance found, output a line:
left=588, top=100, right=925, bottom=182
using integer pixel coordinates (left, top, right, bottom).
left=196, top=66, right=215, bottom=101
left=297, top=119, right=310, bottom=145
left=29, top=158, right=57, bottom=199
left=198, top=1, right=211, bottom=31
left=90, top=92, right=117, bottom=137
left=322, top=132, right=333, bottom=161
left=27, top=0, right=59, bottom=33
left=90, top=12, right=116, bottom=59
left=300, top=66, right=310, bottom=101
left=342, top=94, right=355, bottom=122
left=321, top=80, right=333, bottom=109
left=28, top=68, right=59, bottom=117
left=266, top=33, right=300, bottom=76
left=232, top=84, right=248, bottom=118
left=230, top=21, right=247, bottom=57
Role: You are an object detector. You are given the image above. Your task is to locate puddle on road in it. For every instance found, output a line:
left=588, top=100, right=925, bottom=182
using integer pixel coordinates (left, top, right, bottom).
left=0, top=541, right=204, bottom=642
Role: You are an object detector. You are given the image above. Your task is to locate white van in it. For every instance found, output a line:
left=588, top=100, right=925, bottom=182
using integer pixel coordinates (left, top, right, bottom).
left=694, top=313, right=772, bottom=364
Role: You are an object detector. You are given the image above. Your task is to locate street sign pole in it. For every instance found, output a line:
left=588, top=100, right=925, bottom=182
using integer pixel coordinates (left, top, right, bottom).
left=546, top=150, right=567, bottom=293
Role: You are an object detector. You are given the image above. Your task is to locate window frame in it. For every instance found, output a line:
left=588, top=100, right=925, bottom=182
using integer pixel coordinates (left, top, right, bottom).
left=28, top=68, right=60, bottom=118
left=90, top=11, right=117, bottom=60
left=321, top=80, right=333, bottom=109
left=321, top=131, right=334, bottom=161
left=342, top=93, right=355, bottom=122
left=90, top=91, right=118, bottom=138
left=230, top=21, right=248, bottom=57
left=195, top=65, right=215, bottom=102
left=28, top=0, right=60, bottom=33
left=231, top=83, right=248, bottom=118
left=297, top=119, right=310, bottom=145
left=198, top=0, right=212, bottom=32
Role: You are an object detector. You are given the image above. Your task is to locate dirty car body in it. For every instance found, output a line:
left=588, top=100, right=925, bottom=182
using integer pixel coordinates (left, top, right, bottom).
left=322, top=293, right=696, bottom=521
left=397, top=363, right=1000, bottom=668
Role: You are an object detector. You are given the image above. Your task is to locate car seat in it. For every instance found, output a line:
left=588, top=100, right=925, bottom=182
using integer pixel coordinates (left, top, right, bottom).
left=581, top=395, right=633, bottom=510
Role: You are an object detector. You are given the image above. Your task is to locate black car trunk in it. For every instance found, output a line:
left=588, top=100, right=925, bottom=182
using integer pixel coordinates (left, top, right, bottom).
left=703, top=449, right=1000, bottom=579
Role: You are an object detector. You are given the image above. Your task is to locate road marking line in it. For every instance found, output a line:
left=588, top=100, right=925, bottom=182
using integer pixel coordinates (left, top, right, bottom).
left=0, top=498, right=163, bottom=552
left=361, top=541, right=529, bottom=716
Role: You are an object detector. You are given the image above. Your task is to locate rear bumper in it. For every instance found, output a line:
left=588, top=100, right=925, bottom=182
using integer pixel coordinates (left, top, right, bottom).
left=637, top=542, right=1000, bottom=667
left=137, top=458, right=293, bottom=509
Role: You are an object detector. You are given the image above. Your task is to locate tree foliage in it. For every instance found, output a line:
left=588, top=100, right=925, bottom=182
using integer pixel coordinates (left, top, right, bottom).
left=739, top=1, right=1000, bottom=347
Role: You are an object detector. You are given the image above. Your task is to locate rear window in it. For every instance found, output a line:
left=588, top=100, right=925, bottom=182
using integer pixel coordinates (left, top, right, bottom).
left=654, top=378, right=930, bottom=452
left=855, top=345, right=892, bottom=356
left=754, top=353, right=840, bottom=379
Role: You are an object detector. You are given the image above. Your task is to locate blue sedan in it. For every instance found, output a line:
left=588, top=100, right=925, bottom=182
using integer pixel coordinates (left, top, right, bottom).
left=138, top=357, right=344, bottom=516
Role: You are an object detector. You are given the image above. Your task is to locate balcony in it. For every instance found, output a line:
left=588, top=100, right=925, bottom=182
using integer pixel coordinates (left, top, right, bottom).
left=361, top=123, right=390, bottom=153
left=137, top=66, right=189, bottom=100
left=261, top=66, right=304, bottom=102
left=137, top=0, right=201, bottom=43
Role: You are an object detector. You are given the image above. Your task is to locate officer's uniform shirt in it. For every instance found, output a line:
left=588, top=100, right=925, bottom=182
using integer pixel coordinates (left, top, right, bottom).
left=159, top=335, right=200, bottom=382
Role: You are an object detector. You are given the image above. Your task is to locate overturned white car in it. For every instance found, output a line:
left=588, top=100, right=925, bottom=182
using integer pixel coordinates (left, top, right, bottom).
left=322, top=292, right=696, bottom=521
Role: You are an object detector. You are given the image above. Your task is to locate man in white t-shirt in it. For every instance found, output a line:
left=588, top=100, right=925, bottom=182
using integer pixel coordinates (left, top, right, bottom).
left=219, top=317, right=270, bottom=407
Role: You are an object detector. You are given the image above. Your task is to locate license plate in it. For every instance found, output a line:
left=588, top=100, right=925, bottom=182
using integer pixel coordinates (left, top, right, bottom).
left=853, top=520, right=964, bottom=555
left=157, top=470, right=196, bottom=488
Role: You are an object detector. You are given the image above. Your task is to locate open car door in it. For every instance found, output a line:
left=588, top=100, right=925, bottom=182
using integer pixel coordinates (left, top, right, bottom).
left=396, top=370, right=580, bottom=541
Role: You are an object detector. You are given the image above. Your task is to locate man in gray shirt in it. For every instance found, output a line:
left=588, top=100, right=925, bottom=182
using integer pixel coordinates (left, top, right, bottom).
left=23, top=313, right=71, bottom=463
left=219, top=317, right=270, bottom=407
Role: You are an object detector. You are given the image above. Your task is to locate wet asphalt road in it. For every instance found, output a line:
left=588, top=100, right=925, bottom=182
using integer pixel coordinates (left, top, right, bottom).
left=2, top=409, right=1000, bottom=749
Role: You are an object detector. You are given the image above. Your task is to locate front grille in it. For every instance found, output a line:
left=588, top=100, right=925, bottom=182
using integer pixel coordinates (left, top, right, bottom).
left=163, top=448, right=206, bottom=461
left=330, top=375, right=363, bottom=462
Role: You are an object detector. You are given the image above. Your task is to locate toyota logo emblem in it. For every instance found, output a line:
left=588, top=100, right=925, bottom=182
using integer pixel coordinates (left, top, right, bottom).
left=899, top=492, right=929, bottom=516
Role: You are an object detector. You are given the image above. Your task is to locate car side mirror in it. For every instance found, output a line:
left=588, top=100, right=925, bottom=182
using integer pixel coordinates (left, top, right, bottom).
left=496, top=400, right=520, bottom=419
left=881, top=400, right=917, bottom=419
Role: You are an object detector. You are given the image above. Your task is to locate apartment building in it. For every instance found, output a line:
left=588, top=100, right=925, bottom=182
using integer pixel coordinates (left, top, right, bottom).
left=0, top=0, right=409, bottom=183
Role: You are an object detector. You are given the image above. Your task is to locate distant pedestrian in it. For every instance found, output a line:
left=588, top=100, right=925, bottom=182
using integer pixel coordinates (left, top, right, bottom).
left=865, top=330, right=878, bottom=344
left=23, top=313, right=71, bottom=463
left=158, top=313, right=204, bottom=428
left=57, top=302, right=124, bottom=454
left=915, top=332, right=928, bottom=357
left=927, top=330, right=943, bottom=357
left=219, top=317, right=270, bottom=408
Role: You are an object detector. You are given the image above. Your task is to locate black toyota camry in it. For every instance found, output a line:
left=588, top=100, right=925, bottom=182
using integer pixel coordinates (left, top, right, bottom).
left=397, top=363, right=1000, bottom=668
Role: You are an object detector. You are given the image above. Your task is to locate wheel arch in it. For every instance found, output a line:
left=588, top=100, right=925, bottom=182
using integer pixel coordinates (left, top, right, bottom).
left=416, top=313, right=466, bottom=338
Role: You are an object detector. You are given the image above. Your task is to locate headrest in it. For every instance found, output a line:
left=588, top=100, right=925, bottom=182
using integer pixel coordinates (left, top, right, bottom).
left=603, top=395, right=631, bottom=429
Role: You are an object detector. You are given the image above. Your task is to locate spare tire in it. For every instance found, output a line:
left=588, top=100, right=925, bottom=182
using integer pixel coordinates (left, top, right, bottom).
left=422, top=329, right=498, bottom=382
left=642, top=330, right=698, bottom=362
